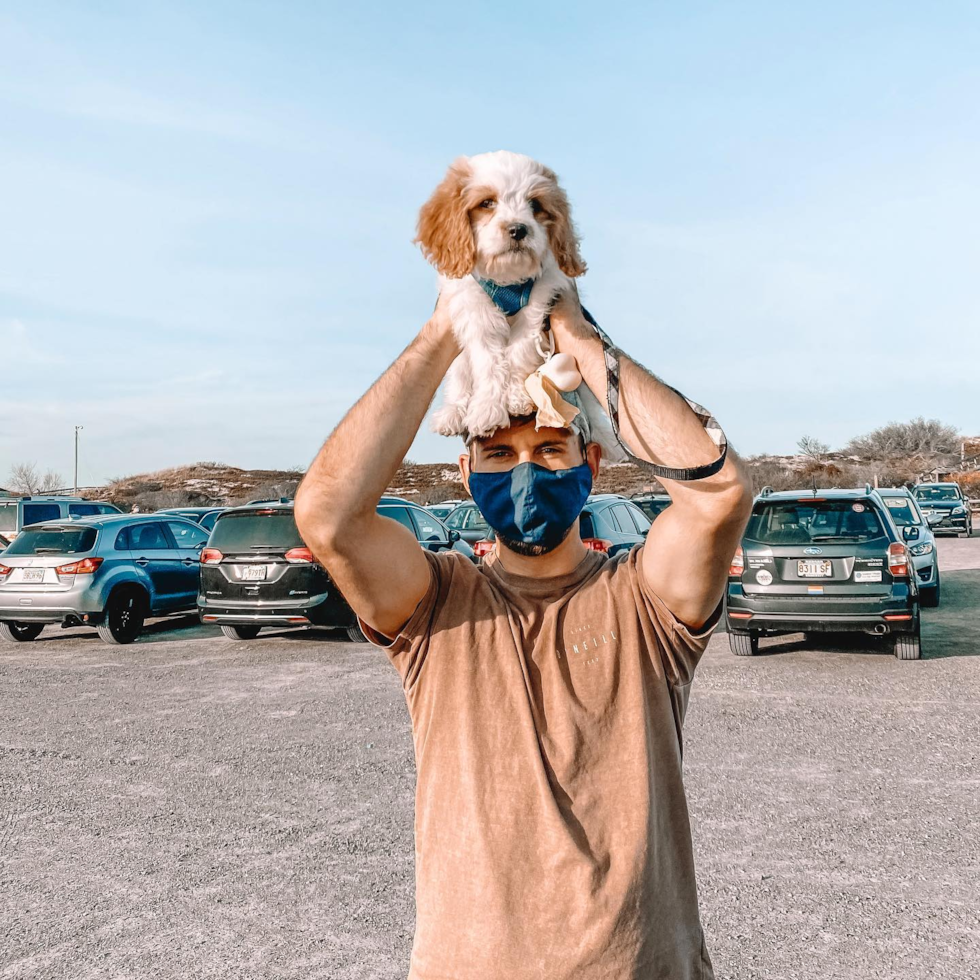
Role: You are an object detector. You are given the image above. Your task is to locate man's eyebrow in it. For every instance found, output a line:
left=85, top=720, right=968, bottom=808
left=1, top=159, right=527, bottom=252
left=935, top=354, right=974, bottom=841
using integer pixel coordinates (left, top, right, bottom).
left=478, top=440, right=514, bottom=452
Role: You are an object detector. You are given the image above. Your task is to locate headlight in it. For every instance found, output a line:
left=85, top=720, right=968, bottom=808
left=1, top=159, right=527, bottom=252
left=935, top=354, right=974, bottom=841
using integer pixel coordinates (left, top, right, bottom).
left=952, top=506, right=965, bottom=515
left=909, top=542, right=934, bottom=556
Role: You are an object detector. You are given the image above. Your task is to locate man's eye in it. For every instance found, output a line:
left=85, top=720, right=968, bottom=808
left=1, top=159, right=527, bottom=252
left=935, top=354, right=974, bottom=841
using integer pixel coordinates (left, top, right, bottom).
left=479, top=199, right=496, bottom=209
left=529, top=198, right=543, bottom=214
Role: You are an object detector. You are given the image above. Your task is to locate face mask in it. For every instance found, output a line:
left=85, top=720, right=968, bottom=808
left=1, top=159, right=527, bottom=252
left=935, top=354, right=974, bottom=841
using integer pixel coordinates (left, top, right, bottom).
left=468, top=461, right=593, bottom=549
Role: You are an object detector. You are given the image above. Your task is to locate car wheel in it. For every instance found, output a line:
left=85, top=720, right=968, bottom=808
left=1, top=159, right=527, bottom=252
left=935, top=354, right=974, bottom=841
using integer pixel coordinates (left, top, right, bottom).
left=729, top=630, right=758, bottom=657
left=892, top=619, right=922, bottom=661
left=0, top=622, right=44, bottom=643
left=346, top=622, right=370, bottom=643
left=220, top=625, right=261, bottom=640
left=97, top=588, right=145, bottom=645
left=921, top=580, right=940, bottom=608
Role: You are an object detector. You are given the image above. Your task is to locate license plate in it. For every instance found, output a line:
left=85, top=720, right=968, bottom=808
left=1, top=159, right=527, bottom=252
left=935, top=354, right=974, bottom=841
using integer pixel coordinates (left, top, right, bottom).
left=22, top=568, right=45, bottom=582
left=241, top=565, right=267, bottom=581
left=798, top=560, right=832, bottom=578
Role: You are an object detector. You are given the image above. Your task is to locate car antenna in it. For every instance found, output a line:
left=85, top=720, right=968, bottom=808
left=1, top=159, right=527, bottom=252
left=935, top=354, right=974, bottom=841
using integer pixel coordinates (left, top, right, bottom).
left=811, top=476, right=817, bottom=496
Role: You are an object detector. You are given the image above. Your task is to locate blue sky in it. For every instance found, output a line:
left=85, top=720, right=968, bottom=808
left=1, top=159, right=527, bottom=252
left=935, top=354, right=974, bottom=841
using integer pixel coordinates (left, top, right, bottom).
left=2, top=1, right=979, bottom=486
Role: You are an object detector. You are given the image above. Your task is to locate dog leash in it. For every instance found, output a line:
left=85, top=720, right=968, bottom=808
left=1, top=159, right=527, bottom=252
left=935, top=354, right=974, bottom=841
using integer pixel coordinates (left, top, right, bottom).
left=543, top=307, right=728, bottom=482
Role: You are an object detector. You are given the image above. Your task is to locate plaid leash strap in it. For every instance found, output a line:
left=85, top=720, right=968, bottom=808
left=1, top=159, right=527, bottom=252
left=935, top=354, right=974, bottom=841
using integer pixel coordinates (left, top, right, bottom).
left=573, top=306, right=728, bottom=482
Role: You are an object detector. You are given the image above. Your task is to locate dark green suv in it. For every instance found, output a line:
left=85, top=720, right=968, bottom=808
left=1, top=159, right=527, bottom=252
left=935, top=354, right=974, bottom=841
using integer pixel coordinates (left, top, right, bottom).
left=912, top=483, right=972, bottom=537
left=726, top=487, right=922, bottom=660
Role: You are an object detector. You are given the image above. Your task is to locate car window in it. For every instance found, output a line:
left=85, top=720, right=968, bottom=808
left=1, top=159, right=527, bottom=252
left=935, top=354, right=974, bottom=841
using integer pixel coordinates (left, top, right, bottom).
left=624, top=503, right=652, bottom=533
left=881, top=497, right=920, bottom=526
left=4, top=526, right=98, bottom=556
left=606, top=506, right=626, bottom=533
left=379, top=506, right=419, bottom=538
left=200, top=512, right=220, bottom=532
left=579, top=510, right=596, bottom=540
left=208, top=511, right=304, bottom=551
left=444, top=507, right=466, bottom=529
left=461, top=507, right=489, bottom=532
left=115, top=527, right=131, bottom=550
left=914, top=486, right=960, bottom=501
left=69, top=503, right=104, bottom=518
left=166, top=520, right=209, bottom=549
left=130, top=522, right=171, bottom=551
left=746, top=500, right=887, bottom=544
left=0, top=502, right=15, bottom=532
left=23, top=503, right=62, bottom=526
left=410, top=507, right=447, bottom=541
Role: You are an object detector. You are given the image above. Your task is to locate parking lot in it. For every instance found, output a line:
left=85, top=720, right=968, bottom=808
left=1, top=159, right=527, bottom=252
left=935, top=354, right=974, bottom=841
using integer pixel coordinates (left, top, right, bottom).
left=2, top=535, right=978, bottom=980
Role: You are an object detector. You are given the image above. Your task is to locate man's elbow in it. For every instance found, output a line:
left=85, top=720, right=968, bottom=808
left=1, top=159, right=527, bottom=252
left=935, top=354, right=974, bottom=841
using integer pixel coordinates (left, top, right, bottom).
left=294, top=486, right=344, bottom=558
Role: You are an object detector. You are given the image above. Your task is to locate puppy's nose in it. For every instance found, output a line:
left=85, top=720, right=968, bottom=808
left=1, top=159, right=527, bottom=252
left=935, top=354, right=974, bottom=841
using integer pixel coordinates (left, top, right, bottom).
left=508, top=223, right=528, bottom=241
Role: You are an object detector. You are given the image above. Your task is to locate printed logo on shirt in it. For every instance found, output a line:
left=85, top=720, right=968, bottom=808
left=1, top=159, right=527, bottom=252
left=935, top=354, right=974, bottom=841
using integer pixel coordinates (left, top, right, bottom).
left=560, top=622, right=619, bottom=667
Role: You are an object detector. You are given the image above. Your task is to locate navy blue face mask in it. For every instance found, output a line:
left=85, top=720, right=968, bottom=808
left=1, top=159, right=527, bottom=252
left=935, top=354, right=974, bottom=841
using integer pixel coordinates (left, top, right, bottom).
left=468, top=461, right=593, bottom=551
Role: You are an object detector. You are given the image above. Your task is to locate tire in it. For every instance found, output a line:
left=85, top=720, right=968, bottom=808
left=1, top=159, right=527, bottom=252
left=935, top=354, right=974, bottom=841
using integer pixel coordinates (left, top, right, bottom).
left=220, top=625, right=261, bottom=640
left=96, top=588, right=145, bottom=645
left=0, top=622, right=44, bottom=643
left=729, top=630, right=758, bottom=657
left=921, top=580, right=940, bottom=608
left=892, top=619, right=922, bottom=660
left=346, top=622, right=370, bottom=643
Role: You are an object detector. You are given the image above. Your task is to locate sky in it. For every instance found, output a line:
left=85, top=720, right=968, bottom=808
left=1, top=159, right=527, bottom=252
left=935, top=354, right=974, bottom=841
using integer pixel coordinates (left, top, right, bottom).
left=2, top=1, right=979, bottom=488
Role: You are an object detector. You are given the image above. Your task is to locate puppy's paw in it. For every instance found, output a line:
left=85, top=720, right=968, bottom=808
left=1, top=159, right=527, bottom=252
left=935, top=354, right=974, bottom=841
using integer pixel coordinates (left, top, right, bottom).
left=464, top=399, right=512, bottom=439
left=431, top=402, right=468, bottom=437
left=506, top=383, right=534, bottom=417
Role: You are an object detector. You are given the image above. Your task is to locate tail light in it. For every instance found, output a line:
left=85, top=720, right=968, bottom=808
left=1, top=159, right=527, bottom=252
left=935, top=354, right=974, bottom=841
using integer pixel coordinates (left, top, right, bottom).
left=284, top=547, right=315, bottom=563
left=200, top=548, right=223, bottom=564
left=583, top=538, right=611, bottom=553
left=55, top=556, right=104, bottom=575
left=887, top=542, right=909, bottom=577
left=729, top=546, right=745, bottom=578
left=0, top=563, right=11, bottom=580
left=472, top=540, right=494, bottom=558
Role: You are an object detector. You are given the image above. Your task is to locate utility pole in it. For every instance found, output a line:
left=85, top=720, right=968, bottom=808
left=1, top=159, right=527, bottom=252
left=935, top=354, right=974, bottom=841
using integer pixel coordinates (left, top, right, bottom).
left=73, top=425, right=83, bottom=495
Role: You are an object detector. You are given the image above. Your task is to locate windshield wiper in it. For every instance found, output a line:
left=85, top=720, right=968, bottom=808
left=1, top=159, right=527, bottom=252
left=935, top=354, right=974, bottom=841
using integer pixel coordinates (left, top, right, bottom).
left=34, top=547, right=66, bottom=554
left=808, top=534, right=866, bottom=541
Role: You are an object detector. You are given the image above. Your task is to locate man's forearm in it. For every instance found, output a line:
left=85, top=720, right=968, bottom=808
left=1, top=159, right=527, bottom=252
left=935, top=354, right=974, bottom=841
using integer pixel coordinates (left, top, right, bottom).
left=296, top=312, right=459, bottom=530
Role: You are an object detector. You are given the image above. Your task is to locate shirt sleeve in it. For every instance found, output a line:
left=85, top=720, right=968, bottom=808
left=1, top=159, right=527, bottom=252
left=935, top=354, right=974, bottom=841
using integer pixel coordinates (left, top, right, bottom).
left=356, top=549, right=459, bottom=688
left=623, top=545, right=722, bottom=688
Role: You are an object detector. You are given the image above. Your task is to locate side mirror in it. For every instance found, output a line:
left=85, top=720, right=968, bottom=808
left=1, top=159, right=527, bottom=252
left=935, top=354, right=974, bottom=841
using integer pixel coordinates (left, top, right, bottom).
left=449, top=529, right=460, bottom=542
left=903, top=525, right=920, bottom=541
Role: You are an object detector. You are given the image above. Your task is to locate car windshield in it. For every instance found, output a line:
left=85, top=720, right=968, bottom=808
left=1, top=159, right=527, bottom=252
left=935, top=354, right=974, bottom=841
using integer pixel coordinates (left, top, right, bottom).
left=914, top=486, right=960, bottom=501
left=0, top=501, right=15, bottom=532
left=881, top=497, right=920, bottom=526
left=746, top=500, right=887, bottom=544
left=446, top=506, right=488, bottom=532
left=4, top=526, right=98, bottom=556
left=208, top=511, right=304, bottom=552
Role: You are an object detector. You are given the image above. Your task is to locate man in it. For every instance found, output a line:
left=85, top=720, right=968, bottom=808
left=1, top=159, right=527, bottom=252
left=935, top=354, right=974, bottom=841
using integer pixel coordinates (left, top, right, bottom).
left=295, top=293, right=753, bottom=979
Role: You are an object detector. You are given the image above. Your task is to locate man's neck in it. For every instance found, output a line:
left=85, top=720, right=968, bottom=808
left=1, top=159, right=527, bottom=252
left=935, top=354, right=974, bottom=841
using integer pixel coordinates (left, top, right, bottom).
left=493, top=530, right=589, bottom=578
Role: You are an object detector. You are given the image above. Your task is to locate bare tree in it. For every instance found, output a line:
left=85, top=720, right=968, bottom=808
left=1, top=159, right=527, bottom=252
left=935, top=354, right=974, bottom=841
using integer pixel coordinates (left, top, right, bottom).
left=843, top=418, right=959, bottom=461
left=797, top=435, right=830, bottom=461
left=8, top=462, right=66, bottom=495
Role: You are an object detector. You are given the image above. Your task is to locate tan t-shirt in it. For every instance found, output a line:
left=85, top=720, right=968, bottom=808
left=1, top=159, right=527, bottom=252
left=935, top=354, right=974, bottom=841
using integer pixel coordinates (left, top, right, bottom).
left=365, top=545, right=718, bottom=980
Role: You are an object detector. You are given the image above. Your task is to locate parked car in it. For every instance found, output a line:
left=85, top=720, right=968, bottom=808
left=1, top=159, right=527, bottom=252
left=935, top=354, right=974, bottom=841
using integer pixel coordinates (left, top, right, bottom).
left=877, top=487, right=940, bottom=607
left=912, top=483, right=972, bottom=537
left=443, top=501, right=491, bottom=545
left=0, top=495, right=122, bottom=542
left=725, top=486, right=922, bottom=659
left=631, top=493, right=672, bottom=523
left=472, top=494, right=652, bottom=559
left=156, top=506, right=226, bottom=527
left=425, top=499, right=465, bottom=521
left=198, top=500, right=475, bottom=643
left=0, top=514, right=209, bottom=645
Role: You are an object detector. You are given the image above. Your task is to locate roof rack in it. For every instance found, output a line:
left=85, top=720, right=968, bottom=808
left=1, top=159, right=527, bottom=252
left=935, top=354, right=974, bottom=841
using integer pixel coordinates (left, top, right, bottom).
left=865, top=483, right=873, bottom=495
left=759, top=486, right=773, bottom=497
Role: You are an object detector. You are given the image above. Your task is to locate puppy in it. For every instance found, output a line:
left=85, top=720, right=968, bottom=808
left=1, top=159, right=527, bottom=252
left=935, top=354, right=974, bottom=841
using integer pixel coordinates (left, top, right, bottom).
left=415, top=150, right=619, bottom=454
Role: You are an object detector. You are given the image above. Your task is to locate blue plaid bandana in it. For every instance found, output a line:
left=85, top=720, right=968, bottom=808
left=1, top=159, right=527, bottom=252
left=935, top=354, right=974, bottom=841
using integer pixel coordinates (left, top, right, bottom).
left=476, top=276, right=535, bottom=316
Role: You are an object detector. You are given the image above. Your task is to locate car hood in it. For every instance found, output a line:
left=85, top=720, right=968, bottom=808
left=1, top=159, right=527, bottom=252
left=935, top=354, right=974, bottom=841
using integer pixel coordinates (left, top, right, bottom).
left=916, top=500, right=962, bottom=511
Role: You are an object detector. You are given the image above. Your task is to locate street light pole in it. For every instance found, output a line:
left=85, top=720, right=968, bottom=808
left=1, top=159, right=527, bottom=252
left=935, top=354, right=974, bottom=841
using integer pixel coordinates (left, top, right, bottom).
left=74, top=425, right=83, bottom=495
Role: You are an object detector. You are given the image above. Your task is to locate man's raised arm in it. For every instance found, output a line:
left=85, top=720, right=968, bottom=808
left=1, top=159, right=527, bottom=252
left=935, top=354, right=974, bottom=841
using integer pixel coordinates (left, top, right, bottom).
left=294, top=302, right=459, bottom=638
left=548, top=294, right=753, bottom=631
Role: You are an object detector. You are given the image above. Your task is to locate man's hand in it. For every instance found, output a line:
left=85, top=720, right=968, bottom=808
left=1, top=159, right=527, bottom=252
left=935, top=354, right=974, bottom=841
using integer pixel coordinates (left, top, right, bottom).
left=294, top=299, right=460, bottom=638
left=547, top=293, right=752, bottom=630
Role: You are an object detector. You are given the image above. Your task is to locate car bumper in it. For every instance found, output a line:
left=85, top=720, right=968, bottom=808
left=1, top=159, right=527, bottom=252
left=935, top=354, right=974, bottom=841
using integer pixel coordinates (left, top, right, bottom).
left=924, top=514, right=968, bottom=531
left=0, top=590, right=104, bottom=623
left=197, top=592, right=354, bottom=628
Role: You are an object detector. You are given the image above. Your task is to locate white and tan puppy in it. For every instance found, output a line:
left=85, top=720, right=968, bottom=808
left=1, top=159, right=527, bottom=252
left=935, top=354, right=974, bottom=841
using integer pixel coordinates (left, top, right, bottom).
left=415, top=150, right=617, bottom=453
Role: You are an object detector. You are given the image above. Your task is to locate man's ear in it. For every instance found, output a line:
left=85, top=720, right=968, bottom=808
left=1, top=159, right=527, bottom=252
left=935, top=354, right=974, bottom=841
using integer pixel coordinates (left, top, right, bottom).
left=458, top=452, right=472, bottom=494
left=585, top=441, right=602, bottom=480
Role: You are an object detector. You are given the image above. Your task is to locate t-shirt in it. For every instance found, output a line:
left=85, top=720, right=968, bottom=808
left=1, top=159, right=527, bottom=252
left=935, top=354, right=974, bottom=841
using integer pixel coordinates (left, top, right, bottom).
left=363, top=544, right=719, bottom=980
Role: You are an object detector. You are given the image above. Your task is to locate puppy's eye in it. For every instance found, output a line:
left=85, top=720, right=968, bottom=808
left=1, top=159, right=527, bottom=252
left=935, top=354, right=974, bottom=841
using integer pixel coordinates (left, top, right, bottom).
left=478, top=199, right=496, bottom=210
left=529, top=198, right=543, bottom=215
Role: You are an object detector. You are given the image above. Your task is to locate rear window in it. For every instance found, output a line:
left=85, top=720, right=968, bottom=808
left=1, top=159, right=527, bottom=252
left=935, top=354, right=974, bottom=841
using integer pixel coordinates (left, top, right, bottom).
left=5, top=526, right=98, bottom=556
left=208, top=511, right=304, bottom=552
left=914, top=486, right=960, bottom=501
left=68, top=503, right=120, bottom=518
left=746, top=500, right=887, bottom=544
left=881, top=497, right=920, bottom=526
left=23, top=503, right=61, bottom=526
left=0, top=502, right=15, bottom=532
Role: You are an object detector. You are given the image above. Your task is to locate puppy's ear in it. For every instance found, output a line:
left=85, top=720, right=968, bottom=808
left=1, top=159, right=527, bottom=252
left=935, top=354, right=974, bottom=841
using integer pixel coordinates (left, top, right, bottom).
left=542, top=169, right=587, bottom=278
left=415, top=159, right=476, bottom=278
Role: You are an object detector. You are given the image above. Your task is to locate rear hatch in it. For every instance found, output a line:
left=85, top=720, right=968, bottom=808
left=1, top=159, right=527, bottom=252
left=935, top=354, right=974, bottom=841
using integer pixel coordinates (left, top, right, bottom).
left=740, top=498, right=897, bottom=598
left=0, top=525, right=101, bottom=592
left=200, top=509, right=327, bottom=602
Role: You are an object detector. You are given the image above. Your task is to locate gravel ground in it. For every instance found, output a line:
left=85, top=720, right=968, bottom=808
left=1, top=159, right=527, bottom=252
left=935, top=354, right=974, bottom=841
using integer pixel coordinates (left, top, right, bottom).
left=1, top=536, right=978, bottom=980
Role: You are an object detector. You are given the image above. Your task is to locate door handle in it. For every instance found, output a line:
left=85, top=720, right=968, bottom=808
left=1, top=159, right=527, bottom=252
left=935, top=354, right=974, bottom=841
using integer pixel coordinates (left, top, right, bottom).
left=182, top=559, right=195, bottom=566
left=136, top=559, right=149, bottom=566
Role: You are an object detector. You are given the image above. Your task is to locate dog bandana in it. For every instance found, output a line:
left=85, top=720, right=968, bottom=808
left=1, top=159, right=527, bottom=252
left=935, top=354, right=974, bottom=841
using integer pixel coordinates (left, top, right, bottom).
left=476, top=276, right=535, bottom=316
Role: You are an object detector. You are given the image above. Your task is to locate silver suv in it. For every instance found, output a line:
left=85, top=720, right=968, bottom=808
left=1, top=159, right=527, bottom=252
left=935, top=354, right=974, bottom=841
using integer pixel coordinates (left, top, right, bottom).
left=0, top=514, right=209, bottom=645
left=0, top=495, right=121, bottom=541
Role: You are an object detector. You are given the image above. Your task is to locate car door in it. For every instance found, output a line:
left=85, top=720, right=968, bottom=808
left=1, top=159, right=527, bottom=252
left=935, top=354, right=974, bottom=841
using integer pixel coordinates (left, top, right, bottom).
left=164, top=520, right=209, bottom=609
left=130, top=521, right=183, bottom=611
